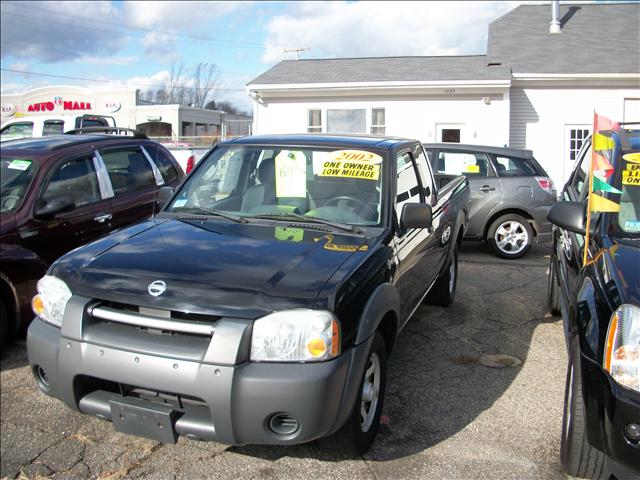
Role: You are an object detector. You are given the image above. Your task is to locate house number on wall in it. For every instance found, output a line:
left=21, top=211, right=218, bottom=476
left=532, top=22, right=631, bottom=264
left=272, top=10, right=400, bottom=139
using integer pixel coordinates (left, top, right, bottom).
left=444, top=89, right=456, bottom=95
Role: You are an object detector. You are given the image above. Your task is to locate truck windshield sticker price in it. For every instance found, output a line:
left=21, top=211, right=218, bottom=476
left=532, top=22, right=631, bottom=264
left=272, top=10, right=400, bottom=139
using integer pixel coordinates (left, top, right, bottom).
left=317, top=150, right=381, bottom=181
left=275, top=150, right=307, bottom=198
left=623, top=163, right=640, bottom=186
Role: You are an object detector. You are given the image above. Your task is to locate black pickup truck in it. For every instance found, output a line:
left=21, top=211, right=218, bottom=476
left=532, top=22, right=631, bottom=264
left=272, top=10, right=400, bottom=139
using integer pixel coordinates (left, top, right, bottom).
left=27, top=134, right=470, bottom=454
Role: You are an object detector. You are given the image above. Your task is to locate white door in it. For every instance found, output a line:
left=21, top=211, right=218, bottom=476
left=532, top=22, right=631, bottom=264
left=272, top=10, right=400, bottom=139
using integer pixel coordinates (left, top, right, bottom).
left=436, top=123, right=465, bottom=143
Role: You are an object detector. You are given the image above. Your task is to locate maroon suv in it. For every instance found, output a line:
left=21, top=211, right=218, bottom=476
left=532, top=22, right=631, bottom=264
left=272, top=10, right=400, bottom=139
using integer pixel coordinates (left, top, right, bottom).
left=0, top=133, right=184, bottom=344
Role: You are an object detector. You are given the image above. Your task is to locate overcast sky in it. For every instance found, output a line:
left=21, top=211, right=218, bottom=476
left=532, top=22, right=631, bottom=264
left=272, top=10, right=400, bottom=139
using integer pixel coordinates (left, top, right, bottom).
left=0, top=1, right=527, bottom=111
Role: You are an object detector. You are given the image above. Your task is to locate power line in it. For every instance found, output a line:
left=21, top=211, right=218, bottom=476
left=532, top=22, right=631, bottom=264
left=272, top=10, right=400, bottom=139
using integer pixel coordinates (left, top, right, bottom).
left=0, top=39, right=251, bottom=76
left=0, top=68, right=247, bottom=92
left=0, top=8, right=273, bottom=50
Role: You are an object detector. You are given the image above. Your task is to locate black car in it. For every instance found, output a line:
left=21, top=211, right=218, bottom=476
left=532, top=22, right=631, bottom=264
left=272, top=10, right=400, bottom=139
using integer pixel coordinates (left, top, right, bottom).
left=0, top=128, right=184, bottom=345
left=547, top=127, right=639, bottom=478
left=27, top=134, right=470, bottom=454
left=424, top=143, right=556, bottom=259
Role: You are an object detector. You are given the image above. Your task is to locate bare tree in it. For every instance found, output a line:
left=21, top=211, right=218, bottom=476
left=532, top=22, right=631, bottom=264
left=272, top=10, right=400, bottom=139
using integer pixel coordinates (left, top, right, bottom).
left=150, top=62, right=218, bottom=107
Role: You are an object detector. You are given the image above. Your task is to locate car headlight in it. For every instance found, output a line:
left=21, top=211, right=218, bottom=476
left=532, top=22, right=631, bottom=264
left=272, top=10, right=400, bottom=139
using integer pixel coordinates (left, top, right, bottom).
left=604, top=304, right=640, bottom=392
left=250, top=310, right=340, bottom=362
left=31, top=275, right=72, bottom=328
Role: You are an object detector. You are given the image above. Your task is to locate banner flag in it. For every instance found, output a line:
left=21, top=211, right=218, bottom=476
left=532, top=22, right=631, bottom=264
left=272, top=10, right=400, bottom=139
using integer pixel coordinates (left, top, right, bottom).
left=592, top=175, right=622, bottom=194
left=583, top=112, right=621, bottom=266
left=590, top=193, right=621, bottom=212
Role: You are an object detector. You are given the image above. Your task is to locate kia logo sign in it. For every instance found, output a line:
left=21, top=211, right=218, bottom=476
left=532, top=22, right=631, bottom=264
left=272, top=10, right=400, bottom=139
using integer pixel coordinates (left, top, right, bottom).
left=104, top=101, right=121, bottom=113
left=1, top=104, right=16, bottom=116
left=148, top=280, right=167, bottom=297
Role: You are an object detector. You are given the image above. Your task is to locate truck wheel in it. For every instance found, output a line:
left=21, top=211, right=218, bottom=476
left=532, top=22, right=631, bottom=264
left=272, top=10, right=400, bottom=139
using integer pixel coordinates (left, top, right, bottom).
left=561, top=337, right=605, bottom=479
left=487, top=214, right=533, bottom=259
left=328, top=332, right=387, bottom=456
left=547, top=255, right=561, bottom=316
left=425, top=248, right=458, bottom=307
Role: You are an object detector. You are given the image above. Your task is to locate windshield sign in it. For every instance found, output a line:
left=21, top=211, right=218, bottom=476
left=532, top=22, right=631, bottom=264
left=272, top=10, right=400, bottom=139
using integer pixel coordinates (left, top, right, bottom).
left=616, top=151, right=640, bottom=236
left=1, top=157, right=36, bottom=213
left=167, top=146, right=384, bottom=226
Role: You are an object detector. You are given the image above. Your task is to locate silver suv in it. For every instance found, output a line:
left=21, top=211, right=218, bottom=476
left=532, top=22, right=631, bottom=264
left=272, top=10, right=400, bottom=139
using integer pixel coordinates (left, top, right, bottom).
left=423, top=143, right=557, bottom=259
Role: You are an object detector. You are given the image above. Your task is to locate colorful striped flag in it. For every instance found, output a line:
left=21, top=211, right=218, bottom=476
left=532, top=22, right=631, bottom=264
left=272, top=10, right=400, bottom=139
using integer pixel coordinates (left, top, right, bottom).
left=583, top=112, right=621, bottom=266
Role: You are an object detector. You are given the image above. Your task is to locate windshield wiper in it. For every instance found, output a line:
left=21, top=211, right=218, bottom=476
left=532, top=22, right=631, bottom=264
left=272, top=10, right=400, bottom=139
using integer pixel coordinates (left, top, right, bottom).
left=175, top=207, right=248, bottom=223
left=246, top=212, right=362, bottom=234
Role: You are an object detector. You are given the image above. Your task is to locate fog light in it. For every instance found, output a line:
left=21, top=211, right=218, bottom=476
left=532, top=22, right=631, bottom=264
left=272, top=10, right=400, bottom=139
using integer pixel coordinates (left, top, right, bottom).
left=33, top=365, right=50, bottom=392
left=625, top=423, right=640, bottom=443
left=268, top=413, right=300, bottom=436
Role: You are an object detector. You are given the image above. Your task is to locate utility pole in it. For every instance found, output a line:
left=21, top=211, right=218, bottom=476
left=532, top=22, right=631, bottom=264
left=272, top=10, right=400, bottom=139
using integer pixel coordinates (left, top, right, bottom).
left=283, top=47, right=310, bottom=60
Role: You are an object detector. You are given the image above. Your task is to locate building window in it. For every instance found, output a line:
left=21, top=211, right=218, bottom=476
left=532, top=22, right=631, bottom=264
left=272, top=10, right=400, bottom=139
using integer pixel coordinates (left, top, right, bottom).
left=371, top=108, right=385, bottom=135
left=569, top=128, right=590, bottom=161
left=326, top=109, right=366, bottom=134
left=308, top=109, right=322, bottom=133
left=441, top=129, right=461, bottom=143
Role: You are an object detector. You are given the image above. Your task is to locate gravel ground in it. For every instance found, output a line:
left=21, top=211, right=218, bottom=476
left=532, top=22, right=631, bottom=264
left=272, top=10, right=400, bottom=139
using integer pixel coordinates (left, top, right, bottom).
left=1, top=242, right=567, bottom=480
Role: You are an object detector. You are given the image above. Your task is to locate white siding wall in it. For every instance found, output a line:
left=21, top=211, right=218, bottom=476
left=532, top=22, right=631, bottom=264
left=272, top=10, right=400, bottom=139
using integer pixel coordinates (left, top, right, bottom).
left=254, top=92, right=510, bottom=147
left=510, top=87, right=640, bottom=188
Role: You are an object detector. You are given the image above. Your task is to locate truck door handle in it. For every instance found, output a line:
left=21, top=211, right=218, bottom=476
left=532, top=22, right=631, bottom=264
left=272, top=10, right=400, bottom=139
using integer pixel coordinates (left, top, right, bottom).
left=94, top=213, right=113, bottom=223
left=479, top=185, right=496, bottom=192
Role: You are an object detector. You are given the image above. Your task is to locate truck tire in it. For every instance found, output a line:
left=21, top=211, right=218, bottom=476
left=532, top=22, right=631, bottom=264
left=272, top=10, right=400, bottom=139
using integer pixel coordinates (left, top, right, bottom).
left=425, top=248, right=458, bottom=307
left=560, top=337, right=606, bottom=479
left=547, top=255, right=561, bottom=316
left=326, top=332, right=387, bottom=457
left=487, top=214, right=533, bottom=259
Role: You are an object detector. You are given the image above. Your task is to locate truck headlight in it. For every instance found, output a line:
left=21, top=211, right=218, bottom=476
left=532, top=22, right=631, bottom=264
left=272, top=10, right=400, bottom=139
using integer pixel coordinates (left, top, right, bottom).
left=604, top=304, right=640, bottom=392
left=31, top=276, right=72, bottom=328
left=250, top=310, right=340, bottom=362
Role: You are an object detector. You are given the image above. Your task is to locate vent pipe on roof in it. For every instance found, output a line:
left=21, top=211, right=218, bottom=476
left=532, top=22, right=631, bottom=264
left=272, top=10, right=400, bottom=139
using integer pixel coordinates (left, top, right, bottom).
left=550, top=0, right=561, bottom=34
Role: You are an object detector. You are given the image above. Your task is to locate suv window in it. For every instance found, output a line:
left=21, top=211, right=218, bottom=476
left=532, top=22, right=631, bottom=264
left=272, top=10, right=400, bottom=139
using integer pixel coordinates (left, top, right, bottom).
left=100, top=148, right=156, bottom=195
left=571, top=143, right=592, bottom=198
left=1, top=122, right=34, bottom=140
left=492, top=155, right=543, bottom=177
left=152, top=148, right=180, bottom=183
left=40, top=156, right=101, bottom=208
left=43, top=120, right=65, bottom=136
left=396, top=151, right=422, bottom=216
left=436, top=150, right=491, bottom=177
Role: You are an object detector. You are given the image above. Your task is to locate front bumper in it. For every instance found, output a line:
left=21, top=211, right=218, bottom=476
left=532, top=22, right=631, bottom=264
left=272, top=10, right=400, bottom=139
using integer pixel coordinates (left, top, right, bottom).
left=581, top=352, right=640, bottom=476
left=27, top=302, right=370, bottom=446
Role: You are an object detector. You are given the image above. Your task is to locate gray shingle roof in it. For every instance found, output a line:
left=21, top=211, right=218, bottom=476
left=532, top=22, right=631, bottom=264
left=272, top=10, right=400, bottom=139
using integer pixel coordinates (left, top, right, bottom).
left=248, top=56, right=511, bottom=86
left=488, top=3, right=640, bottom=74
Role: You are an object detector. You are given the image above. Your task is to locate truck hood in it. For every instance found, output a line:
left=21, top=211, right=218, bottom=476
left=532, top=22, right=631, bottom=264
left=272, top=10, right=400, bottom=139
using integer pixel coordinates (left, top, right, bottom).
left=51, top=218, right=371, bottom=318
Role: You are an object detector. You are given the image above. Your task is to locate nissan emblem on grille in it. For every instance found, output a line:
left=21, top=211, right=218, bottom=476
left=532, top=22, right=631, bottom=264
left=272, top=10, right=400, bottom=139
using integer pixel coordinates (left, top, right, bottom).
left=148, top=280, right=167, bottom=297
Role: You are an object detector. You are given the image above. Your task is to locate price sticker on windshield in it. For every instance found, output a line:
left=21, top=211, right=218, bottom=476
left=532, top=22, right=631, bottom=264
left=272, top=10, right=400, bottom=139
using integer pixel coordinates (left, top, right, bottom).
left=623, top=165, right=640, bottom=186
left=275, top=150, right=307, bottom=198
left=7, top=159, right=32, bottom=171
left=317, top=150, right=382, bottom=181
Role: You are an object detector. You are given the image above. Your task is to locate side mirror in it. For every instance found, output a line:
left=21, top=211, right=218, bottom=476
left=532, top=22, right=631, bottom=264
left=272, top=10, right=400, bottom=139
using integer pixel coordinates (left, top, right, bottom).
left=401, top=203, right=432, bottom=230
left=547, top=201, right=586, bottom=235
left=34, top=195, right=75, bottom=219
left=158, top=186, right=174, bottom=207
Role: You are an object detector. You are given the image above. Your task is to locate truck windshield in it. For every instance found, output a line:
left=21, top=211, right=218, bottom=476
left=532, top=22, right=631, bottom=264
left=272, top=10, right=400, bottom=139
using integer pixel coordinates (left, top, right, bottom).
left=610, top=148, right=640, bottom=238
left=1, top=157, right=36, bottom=213
left=167, top=145, right=385, bottom=226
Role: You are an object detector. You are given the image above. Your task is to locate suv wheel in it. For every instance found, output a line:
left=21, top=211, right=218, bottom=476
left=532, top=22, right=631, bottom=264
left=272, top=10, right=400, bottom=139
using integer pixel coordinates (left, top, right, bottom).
left=547, top=256, right=561, bottom=316
left=425, top=247, right=458, bottom=307
left=561, top=337, right=605, bottom=479
left=327, top=332, right=387, bottom=456
left=487, top=214, right=533, bottom=259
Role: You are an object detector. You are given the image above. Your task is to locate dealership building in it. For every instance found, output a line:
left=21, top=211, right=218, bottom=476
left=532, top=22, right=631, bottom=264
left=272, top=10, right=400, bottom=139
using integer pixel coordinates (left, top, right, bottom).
left=1, top=85, right=250, bottom=139
left=247, top=3, right=640, bottom=187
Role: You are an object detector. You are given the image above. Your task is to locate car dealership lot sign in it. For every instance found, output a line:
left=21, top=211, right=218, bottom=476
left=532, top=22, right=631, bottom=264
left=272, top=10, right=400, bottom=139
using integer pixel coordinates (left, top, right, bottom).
left=1, top=103, right=16, bottom=116
left=27, top=98, right=93, bottom=113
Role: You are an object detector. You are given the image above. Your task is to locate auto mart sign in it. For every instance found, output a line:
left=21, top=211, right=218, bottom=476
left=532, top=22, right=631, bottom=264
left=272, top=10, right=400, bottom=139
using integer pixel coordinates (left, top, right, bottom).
left=26, top=97, right=93, bottom=113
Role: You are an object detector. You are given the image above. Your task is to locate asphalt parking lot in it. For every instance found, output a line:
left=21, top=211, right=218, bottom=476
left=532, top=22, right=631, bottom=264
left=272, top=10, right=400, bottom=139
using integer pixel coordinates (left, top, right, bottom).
left=1, top=242, right=567, bottom=480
